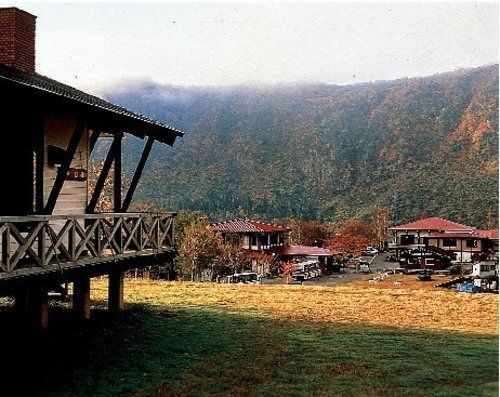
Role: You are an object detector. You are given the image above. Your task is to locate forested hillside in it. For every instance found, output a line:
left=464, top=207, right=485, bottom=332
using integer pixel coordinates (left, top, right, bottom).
left=101, top=65, right=499, bottom=227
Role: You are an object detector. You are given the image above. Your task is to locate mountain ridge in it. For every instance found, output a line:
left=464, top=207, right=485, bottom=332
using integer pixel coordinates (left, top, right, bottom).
left=100, top=64, right=499, bottom=227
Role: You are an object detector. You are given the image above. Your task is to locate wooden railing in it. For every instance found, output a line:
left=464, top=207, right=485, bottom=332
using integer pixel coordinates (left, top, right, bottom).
left=0, top=212, right=175, bottom=278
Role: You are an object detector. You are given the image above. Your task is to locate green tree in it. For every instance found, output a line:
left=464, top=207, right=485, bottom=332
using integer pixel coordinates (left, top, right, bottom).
left=287, top=219, right=332, bottom=246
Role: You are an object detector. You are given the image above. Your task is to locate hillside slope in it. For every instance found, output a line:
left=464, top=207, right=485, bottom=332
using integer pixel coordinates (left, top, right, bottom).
left=103, top=65, right=499, bottom=226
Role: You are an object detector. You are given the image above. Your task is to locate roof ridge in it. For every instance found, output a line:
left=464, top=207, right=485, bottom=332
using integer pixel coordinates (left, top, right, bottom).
left=211, top=217, right=248, bottom=225
left=433, top=216, right=473, bottom=229
left=390, top=216, right=475, bottom=230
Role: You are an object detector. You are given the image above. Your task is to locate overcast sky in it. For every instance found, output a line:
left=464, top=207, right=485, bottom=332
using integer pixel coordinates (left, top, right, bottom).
left=5, top=2, right=499, bottom=91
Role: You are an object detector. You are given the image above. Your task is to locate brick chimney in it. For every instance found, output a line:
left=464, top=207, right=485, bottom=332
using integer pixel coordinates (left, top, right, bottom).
left=0, top=7, right=36, bottom=73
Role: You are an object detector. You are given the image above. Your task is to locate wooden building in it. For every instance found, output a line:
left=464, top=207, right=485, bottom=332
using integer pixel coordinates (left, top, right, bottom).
left=211, top=219, right=289, bottom=273
left=211, top=219, right=341, bottom=274
left=0, top=7, right=184, bottom=327
left=211, top=219, right=289, bottom=251
left=389, top=217, right=498, bottom=263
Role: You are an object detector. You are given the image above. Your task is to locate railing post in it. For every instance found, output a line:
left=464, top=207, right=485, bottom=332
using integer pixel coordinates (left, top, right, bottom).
left=170, top=214, right=174, bottom=248
left=137, top=216, right=143, bottom=250
left=156, top=214, right=161, bottom=249
left=2, top=224, right=11, bottom=272
left=116, top=216, right=123, bottom=254
left=69, top=219, right=76, bottom=262
left=95, top=220, right=102, bottom=256
left=38, top=222, right=47, bottom=267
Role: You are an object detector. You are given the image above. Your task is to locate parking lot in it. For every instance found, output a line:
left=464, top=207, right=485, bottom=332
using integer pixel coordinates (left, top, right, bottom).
left=263, top=252, right=400, bottom=286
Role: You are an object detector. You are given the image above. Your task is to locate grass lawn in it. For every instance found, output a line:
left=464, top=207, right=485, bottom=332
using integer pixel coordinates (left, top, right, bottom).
left=1, top=278, right=498, bottom=397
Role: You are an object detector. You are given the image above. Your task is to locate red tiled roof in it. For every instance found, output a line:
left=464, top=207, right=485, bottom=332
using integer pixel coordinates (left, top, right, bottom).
left=269, top=245, right=339, bottom=257
left=389, top=217, right=474, bottom=232
left=211, top=219, right=289, bottom=233
left=477, top=229, right=499, bottom=240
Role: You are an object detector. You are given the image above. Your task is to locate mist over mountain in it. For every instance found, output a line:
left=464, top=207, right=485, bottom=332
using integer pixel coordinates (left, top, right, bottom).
left=101, top=65, right=499, bottom=227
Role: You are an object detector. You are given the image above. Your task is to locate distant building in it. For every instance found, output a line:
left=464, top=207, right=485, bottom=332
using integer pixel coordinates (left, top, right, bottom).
left=210, top=219, right=340, bottom=275
left=211, top=219, right=289, bottom=251
left=268, top=245, right=341, bottom=274
left=389, top=217, right=498, bottom=263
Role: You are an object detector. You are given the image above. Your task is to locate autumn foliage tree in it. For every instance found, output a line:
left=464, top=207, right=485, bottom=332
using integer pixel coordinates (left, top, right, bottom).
left=217, top=238, right=250, bottom=276
left=287, top=220, right=332, bottom=246
left=325, top=219, right=375, bottom=257
left=281, top=262, right=297, bottom=284
left=175, top=211, right=222, bottom=281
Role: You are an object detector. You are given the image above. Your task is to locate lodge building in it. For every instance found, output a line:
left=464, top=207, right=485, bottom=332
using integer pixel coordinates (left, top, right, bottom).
left=211, top=219, right=340, bottom=274
left=0, top=7, right=183, bottom=328
left=389, top=217, right=498, bottom=263
left=211, top=219, right=289, bottom=251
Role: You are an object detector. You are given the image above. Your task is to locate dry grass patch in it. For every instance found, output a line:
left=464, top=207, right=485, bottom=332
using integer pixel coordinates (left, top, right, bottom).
left=90, top=277, right=498, bottom=335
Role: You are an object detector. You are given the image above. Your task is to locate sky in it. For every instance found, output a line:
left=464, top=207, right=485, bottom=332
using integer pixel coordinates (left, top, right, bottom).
left=3, top=2, right=499, bottom=92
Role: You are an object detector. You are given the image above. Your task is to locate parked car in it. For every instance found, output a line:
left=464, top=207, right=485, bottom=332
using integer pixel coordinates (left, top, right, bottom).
left=362, top=246, right=379, bottom=255
left=457, top=283, right=480, bottom=293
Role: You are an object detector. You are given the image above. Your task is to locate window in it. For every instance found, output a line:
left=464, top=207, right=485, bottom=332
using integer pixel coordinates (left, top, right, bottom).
left=465, top=239, right=477, bottom=248
left=251, top=235, right=258, bottom=247
left=443, top=238, right=457, bottom=247
left=400, top=235, right=415, bottom=245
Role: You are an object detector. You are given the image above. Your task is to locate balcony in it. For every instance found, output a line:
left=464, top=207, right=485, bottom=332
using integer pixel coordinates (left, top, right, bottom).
left=0, top=212, right=175, bottom=281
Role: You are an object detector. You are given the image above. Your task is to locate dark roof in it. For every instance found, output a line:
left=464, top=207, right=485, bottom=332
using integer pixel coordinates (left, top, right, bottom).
left=0, top=63, right=184, bottom=144
left=211, top=219, right=290, bottom=233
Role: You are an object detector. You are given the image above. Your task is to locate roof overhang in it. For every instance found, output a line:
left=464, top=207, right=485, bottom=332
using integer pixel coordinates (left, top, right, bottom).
left=0, top=64, right=184, bottom=146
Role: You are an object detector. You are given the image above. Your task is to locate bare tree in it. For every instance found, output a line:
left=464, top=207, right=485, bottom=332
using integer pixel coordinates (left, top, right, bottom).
left=370, top=205, right=391, bottom=250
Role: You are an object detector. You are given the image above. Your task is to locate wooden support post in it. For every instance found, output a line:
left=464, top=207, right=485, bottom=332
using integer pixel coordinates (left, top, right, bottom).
left=89, top=130, right=100, bottom=154
left=28, top=288, right=49, bottom=330
left=73, top=277, right=91, bottom=319
left=121, top=136, right=155, bottom=212
left=108, top=270, right=124, bottom=311
left=87, top=139, right=117, bottom=213
left=113, top=133, right=123, bottom=213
